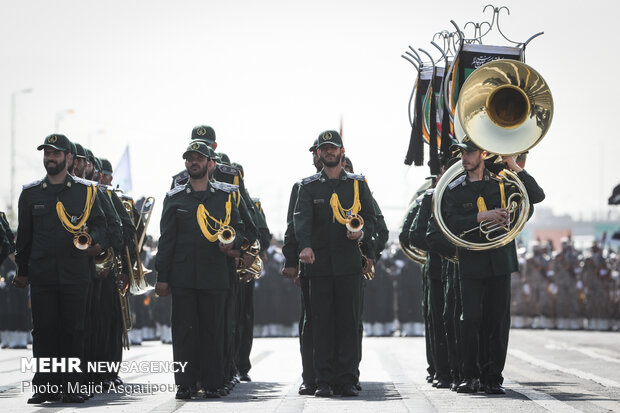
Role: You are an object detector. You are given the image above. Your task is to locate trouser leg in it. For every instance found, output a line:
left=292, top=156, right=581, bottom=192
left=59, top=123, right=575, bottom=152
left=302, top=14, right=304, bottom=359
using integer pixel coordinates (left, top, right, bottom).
left=429, top=277, right=449, bottom=380
left=459, top=278, right=483, bottom=380
left=171, top=288, right=199, bottom=388
left=197, top=289, right=227, bottom=391
left=333, top=275, right=361, bottom=387
left=300, top=277, right=315, bottom=384
left=482, top=275, right=511, bottom=384
left=237, top=280, right=254, bottom=375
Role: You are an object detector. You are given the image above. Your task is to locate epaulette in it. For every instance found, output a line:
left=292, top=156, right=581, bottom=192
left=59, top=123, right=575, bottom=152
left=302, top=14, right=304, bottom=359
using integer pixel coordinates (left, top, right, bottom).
left=166, top=184, right=186, bottom=197
left=300, top=173, right=321, bottom=185
left=216, top=164, right=240, bottom=176
left=448, top=175, right=467, bottom=190
left=346, top=172, right=365, bottom=181
left=490, top=171, right=504, bottom=182
left=22, top=179, right=43, bottom=190
left=251, top=197, right=260, bottom=203
left=211, top=181, right=239, bottom=193
left=415, top=194, right=425, bottom=205
left=424, top=188, right=435, bottom=196
left=73, top=176, right=98, bottom=187
left=98, top=183, right=112, bottom=191
left=172, top=170, right=189, bottom=182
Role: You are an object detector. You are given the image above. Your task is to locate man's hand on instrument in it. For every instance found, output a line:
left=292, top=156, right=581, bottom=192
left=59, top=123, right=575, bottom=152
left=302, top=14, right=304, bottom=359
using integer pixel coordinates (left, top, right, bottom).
left=242, top=252, right=254, bottom=268
left=155, top=281, right=170, bottom=297
left=299, top=248, right=315, bottom=264
left=347, top=230, right=363, bottom=241
left=12, top=275, right=28, bottom=288
left=219, top=242, right=239, bottom=257
left=501, top=156, right=523, bottom=173
left=363, top=258, right=375, bottom=274
left=281, top=266, right=297, bottom=279
left=86, top=243, right=102, bottom=257
left=478, top=208, right=510, bottom=226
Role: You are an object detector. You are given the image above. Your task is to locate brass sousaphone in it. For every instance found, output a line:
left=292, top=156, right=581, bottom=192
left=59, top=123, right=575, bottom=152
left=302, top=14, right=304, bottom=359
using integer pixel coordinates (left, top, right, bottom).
left=433, top=59, right=553, bottom=250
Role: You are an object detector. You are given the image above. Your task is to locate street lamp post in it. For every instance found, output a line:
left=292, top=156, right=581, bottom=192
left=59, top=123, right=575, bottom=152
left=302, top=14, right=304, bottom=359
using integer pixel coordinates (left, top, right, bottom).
left=9, top=88, right=32, bottom=224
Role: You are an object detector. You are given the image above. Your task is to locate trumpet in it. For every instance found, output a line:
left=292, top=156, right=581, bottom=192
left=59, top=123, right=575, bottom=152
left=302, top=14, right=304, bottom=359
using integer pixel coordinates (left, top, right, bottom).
left=218, top=226, right=236, bottom=245
left=346, top=214, right=364, bottom=232
left=116, top=256, right=131, bottom=350
left=73, top=227, right=91, bottom=250
left=361, top=249, right=375, bottom=280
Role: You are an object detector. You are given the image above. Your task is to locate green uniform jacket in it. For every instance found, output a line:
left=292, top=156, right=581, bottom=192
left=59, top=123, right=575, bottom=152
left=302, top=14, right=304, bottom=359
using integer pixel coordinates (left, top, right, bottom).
left=15, top=174, right=107, bottom=285
left=410, top=191, right=442, bottom=279
left=282, top=182, right=301, bottom=269
left=294, top=169, right=376, bottom=277
left=371, top=198, right=389, bottom=261
left=0, top=211, right=15, bottom=265
left=155, top=181, right=245, bottom=290
left=443, top=169, right=545, bottom=278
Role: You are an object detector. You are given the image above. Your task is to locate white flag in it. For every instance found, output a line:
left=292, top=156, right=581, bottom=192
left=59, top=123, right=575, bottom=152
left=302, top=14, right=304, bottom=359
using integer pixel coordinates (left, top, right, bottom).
left=114, top=146, right=132, bottom=193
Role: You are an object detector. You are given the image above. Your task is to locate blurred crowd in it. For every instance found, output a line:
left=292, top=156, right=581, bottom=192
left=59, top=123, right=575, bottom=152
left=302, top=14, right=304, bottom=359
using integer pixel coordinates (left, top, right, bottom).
left=1, top=236, right=619, bottom=349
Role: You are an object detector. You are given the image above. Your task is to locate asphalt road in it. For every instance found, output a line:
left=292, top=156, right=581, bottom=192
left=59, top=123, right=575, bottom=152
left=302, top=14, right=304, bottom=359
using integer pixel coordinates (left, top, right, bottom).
left=1, top=330, right=619, bottom=412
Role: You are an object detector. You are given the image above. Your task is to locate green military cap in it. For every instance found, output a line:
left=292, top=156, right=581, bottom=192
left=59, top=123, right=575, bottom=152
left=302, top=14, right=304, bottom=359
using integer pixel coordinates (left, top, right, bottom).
left=100, top=158, right=113, bottom=175
left=93, top=157, right=103, bottom=171
left=37, top=134, right=72, bottom=152
left=69, top=141, right=77, bottom=158
left=191, top=125, right=216, bottom=144
left=451, top=136, right=480, bottom=152
left=85, top=148, right=96, bottom=164
left=316, top=130, right=343, bottom=149
left=309, top=138, right=319, bottom=152
left=74, top=143, right=87, bottom=159
left=343, top=156, right=354, bottom=173
left=218, top=152, right=230, bottom=165
left=183, top=141, right=216, bottom=160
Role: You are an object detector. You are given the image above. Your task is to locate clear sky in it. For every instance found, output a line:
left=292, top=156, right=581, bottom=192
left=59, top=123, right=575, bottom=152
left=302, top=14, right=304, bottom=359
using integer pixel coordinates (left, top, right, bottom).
left=1, top=0, right=619, bottom=238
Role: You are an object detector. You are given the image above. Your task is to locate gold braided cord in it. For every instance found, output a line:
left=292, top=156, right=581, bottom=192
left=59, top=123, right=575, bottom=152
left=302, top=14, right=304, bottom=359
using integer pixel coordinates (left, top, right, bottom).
left=196, top=194, right=232, bottom=242
left=329, top=179, right=361, bottom=225
left=55, top=184, right=97, bottom=234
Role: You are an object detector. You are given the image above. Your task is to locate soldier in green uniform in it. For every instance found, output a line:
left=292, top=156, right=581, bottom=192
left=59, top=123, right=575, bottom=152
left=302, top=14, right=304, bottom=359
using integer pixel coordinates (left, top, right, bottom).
left=442, top=138, right=545, bottom=394
left=171, top=125, right=259, bottom=391
left=155, top=141, right=246, bottom=399
left=282, top=138, right=322, bottom=395
left=294, top=130, right=376, bottom=397
left=14, top=134, right=107, bottom=404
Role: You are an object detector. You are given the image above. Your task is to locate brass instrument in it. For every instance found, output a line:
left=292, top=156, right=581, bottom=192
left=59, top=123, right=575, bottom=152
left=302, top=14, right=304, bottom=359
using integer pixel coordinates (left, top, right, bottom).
left=400, top=180, right=433, bottom=264
left=237, top=239, right=263, bottom=282
left=346, top=214, right=364, bottom=233
left=122, top=199, right=154, bottom=295
left=136, top=196, right=155, bottom=251
left=95, top=247, right=116, bottom=277
left=361, top=247, right=375, bottom=280
left=433, top=60, right=552, bottom=251
left=218, top=226, right=236, bottom=245
left=115, top=255, right=132, bottom=350
left=73, top=227, right=91, bottom=250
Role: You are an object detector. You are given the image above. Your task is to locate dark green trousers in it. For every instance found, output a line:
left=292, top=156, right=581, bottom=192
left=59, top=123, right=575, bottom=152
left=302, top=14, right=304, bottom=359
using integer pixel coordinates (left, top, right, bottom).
left=30, top=283, right=89, bottom=391
left=299, top=277, right=315, bottom=385
left=422, top=271, right=435, bottom=377
left=443, top=263, right=462, bottom=383
left=429, top=277, right=450, bottom=380
left=310, top=274, right=361, bottom=387
left=171, top=288, right=227, bottom=390
left=460, top=275, right=511, bottom=384
left=237, top=280, right=255, bottom=375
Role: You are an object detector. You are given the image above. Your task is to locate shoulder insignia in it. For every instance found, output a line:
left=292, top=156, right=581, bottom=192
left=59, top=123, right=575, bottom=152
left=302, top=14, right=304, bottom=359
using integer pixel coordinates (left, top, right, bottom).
left=251, top=197, right=260, bottom=203
left=415, top=194, right=425, bottom=205
left=216, top=164, right=240, bottom=176
left=73, top=176, right=98, bottom=187
left=172, top=170, right=188, bottom=181
left=211, top=180, right=239, bottom=193
left=167, top=185, right=186, bottom=197
left=424, top=188, right=435, bottom=196
left=448, top=175, right=467, bottom=190
left=22, top=179, right=43, bottom=190
left=300, top=173, right=321, bottom=185
left=346, top=172, right=365, bottom=181
left=491, top=171, right=505, bottom=182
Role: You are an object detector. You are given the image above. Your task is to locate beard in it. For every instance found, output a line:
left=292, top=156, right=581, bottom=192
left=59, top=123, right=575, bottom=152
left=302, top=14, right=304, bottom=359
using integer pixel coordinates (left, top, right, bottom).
left=463, top=159, right=481, bottom=172
left=187, top=163, right=208, bottom=179
left=45, top=158, right=67, bottom=176
left=320, top=153, right=341, bottom=168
